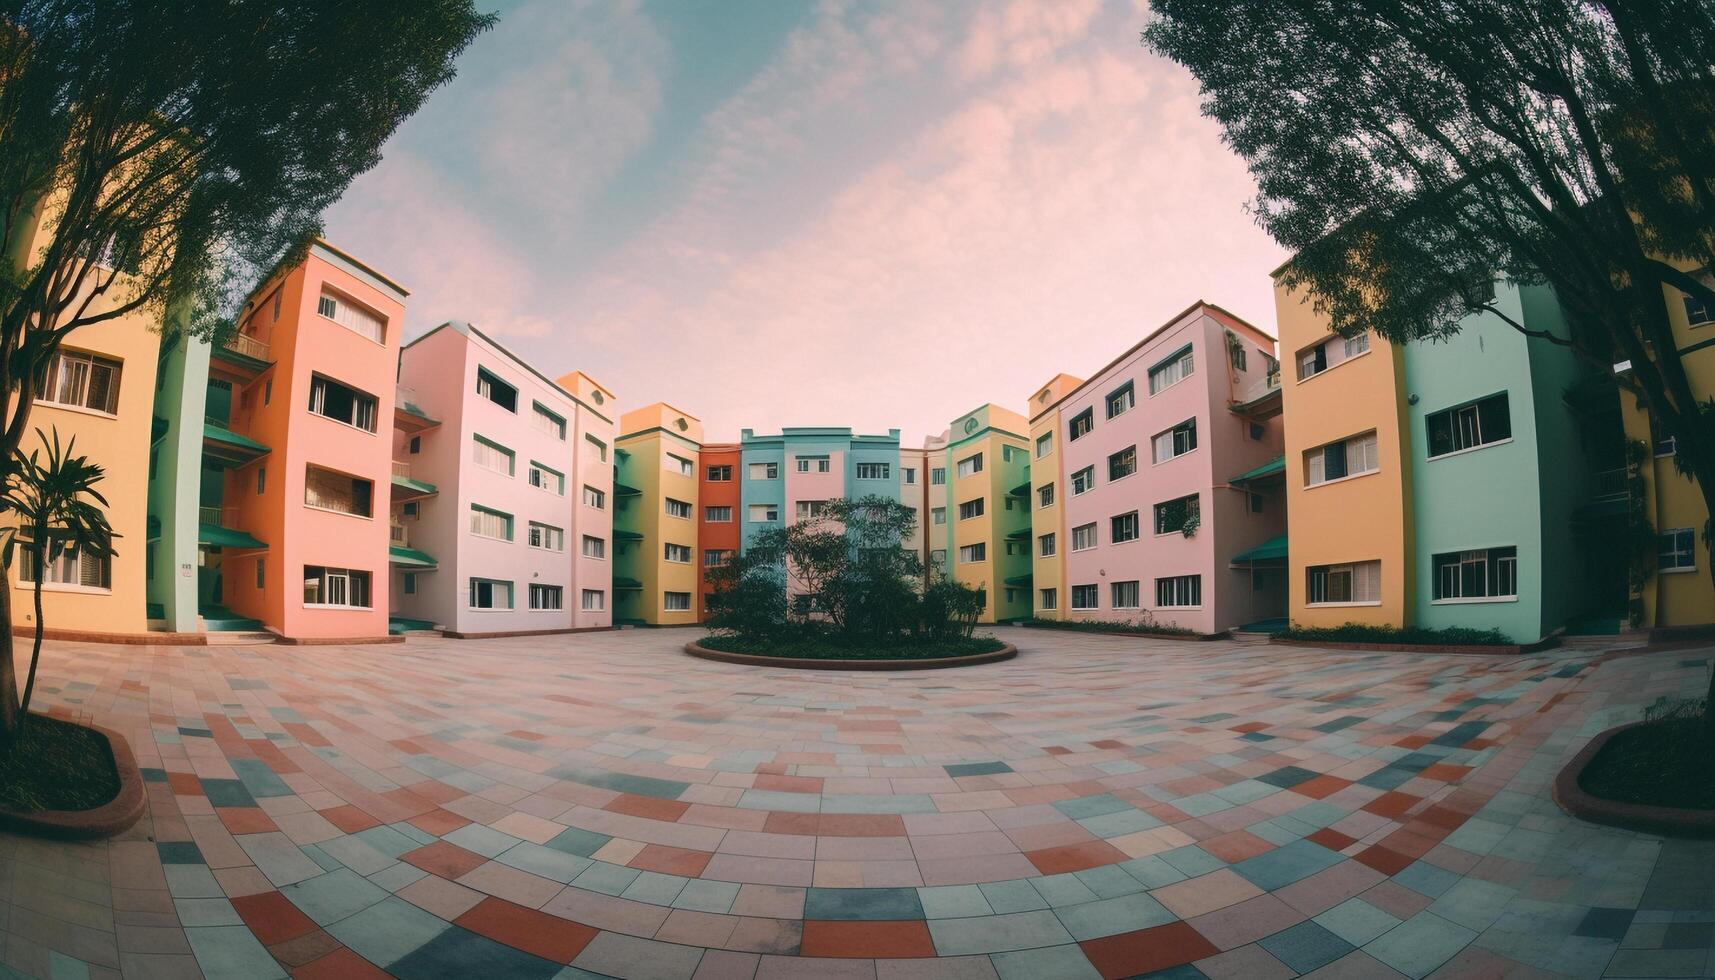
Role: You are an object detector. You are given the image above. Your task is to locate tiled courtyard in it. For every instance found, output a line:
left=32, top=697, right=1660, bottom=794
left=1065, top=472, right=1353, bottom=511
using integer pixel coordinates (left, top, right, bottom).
left=1, top=628, right=1712, bottom=980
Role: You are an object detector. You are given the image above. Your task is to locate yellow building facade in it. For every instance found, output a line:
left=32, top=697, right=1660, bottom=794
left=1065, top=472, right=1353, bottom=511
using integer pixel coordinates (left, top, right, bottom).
left=943, top=404, right=1032, bottom=623
left=1026, top=374, right=1083, bottom=621
left=614, top=403, right=703, bottom=626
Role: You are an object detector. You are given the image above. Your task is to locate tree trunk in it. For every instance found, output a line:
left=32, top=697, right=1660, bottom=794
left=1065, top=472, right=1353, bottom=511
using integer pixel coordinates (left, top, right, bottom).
left=20, top=546, right=45, bottom=714
left=0, top=559, right=16, bottom=744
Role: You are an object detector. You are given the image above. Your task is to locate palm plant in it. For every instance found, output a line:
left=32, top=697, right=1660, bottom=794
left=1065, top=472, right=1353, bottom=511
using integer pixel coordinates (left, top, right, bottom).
left=2, top=428, right=117, bottom=716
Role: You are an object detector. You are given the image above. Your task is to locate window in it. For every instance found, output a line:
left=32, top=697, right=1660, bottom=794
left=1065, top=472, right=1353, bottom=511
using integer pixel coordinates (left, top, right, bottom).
left=1071, top=584, right=1098, bottom=610
left=856, top=462, right=890, bottom=480
left=705, top=506, right=733, bottom=523
left=704, top=549, right=732, bottom=567
left=795, top=456, right=831, bottom=474
left=1306, top=431, right=1379, bottom=486
left=1110, top=511, right=1140, bottom=544
left=1149, top=346, right=1194, bottom=394
left=469, top=504, right=512, bottom=541
left=1660, top=529, right=1697, bottom=571
left=469, top=578, right=512, bottom=610
left=1151, top=419, right=1197, bottom=463
left=1069, top=409, right=1094, bottom=441
left=1651, top=415, right=1677, bottom=457
left=958, top=543, right=986, bottom=563
left=903, top=467, right=917, bottom=485
left=1006, top=540, right=1027, bottom=557
left=532, top=402, right=567, bottom=440
left=1345, top=333, right=1370, bottom=357
left=1071, top=467, right=1094, bottom=495
left=1231, top=344, right=1247, bottom=371
left=303, top=465, right=373, bottom=518
left=472, top=435, right=515, bottom=476
left=582, top=536, right=606, bottom=559
left=1035, top=434, right=1053, bottom=458
left=665, top=543, right=692, bottom=563
left=402, top=502, right=419, bottom=518
left=1037, top=483, right=1055, bottom=508
left=957, top=453, right=983, bottom=478
left=666, top=498, right=692, bottom=519
left=1296, top=331, right=1370, bottom=381
left=1155, top=575, right=1202, bottom=607
left=402, top=572, right=415, bottom=595
left=664, top=592, right=692, bottom=612
left=581, top=589, right=605, bottom=611
left=1426, top=393, right=1511, bottom=458
left=476, top=367, right=517, bottom=412
left=585, top=434, right=608, bottom=463
left=1108, top=445, right=1137, bottom=481
left=931, top=467, right=946, bottom=485
left=583, top=485, right=606, bottom=509
left=749, top=503, right=779, bottom=522
left=302, top=566, right=371, bottom=608
left=1153, top=494, right=1199, bottom=535
left=958, top=498, right=984, bottom=520
left=529, top=584, right=563, bottom=610
left=1682, top=269, right=1714, bottom=326
left=1432, top=547, right=1518, bottom=601
left=930, top=549, right=947, bottom=566
left=271, top=289, right=282, bottom=321
left=931, top=507, right=947, bottom=525
left=1038, top=533, right=1056, bottom=557
left=1071, top=523, right=1097, bottom=551
left=16, top=541, right=111, bottom=590
left=795, top=500, right=828, bottom=520
left=257, top=467, right=266, bottom=494
left=1111, top=580, right=1140, bottom=609
left=666, top=453, right=694, bottom=476
left=255, top=558, right=265, bottom=590
left=1039, top=588, right=1057, bottom=610
left=1307, top=560, right=1382, bottom=605
left=317, top=291, right=385, bottom=343
left=707, top=465, right=733, bottom=482
left=1107, top=381, right=1136, bottom=418
left=528, top=461, right=565, bottom=495
left=307, top=375, right=378, bottom=432
left=527, top=522, right=564, bottom=552
left=1002, top=445, right=1018, bottom=463
left=749, top=462, right=779, bottom=480
left=39, top=349, right=121, bottom=414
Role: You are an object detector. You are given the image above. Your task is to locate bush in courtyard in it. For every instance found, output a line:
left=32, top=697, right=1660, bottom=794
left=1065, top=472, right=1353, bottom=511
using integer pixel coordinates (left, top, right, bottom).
left=1020, top=616, right=1198, bottom=638
left=1280, top=622, right=1514, bottom=647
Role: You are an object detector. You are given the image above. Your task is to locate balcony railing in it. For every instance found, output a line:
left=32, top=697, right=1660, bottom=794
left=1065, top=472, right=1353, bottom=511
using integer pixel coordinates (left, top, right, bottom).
left=392, top=460, right=412, bottom=479
left=199, top=505, right=239, bottom=527
left=1592, top=467, right=1629, bottom=501
left=222, top=332, right=270, bottom=361
left=1232, top=368, right=1281, bottom=407
left=390, top=523, right=409, bottom=546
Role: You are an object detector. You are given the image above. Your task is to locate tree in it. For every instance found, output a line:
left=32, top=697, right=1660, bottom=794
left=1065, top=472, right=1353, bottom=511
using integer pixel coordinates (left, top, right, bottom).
left=1146, top=0, right=1715, bottom=725
left=3, top=427, right=115, bottom=715
left=0, top=0, right=494, bottom=740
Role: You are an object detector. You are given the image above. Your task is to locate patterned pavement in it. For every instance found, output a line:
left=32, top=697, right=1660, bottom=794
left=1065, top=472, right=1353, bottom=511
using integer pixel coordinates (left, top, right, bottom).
left=0, top=628, right=1711, bottom=980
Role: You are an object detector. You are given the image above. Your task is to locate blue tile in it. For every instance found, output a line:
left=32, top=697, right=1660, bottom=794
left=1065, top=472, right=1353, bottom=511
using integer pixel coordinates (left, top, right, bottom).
left=157, top=841, right=205, bottom=865
left=1394, top=860, right=1462, bottom=899
left=1053, top=794, right=1132, bottom=820
left=141, top=768, right=168, bottom=783
left=230, top=759, right=294, bottom=799
left=552, top=767, right=688, bottom=800
left=1258, top=920, right=1355, bottom=973
left=199, top=778, right=256, bottom=808
left=944, top=761, right=1014, bottom=777
left=545, top=826, right=612, bottom=858
left=1230, top=839, right=1343, bottom=891
left=1257, top=766, right=1319, bottom=788
left=1357, top=767, right=1417, bottom=790
left=387, top=925, right=563, bottom=980
left=1572, top=907, right=1633, bottom=941
left=804, top=886, right=924, bottom=920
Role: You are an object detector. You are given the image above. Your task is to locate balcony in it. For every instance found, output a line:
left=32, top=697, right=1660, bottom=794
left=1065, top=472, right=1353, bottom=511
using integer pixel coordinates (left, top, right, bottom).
left=390, top=522, right=409, bottom=546
left=394, top=384, right=440, bottom=433
left=1229, top=369, right=1282, bottom=420
left=1592, top=467, right=1629, bottom=501
left=196, top=505, right=266, bottom=551
left=208, top=331, right=272, bottom=383
left=390, top=459, right=438, bottom=501
left=201, top=414, right=270, bottom=465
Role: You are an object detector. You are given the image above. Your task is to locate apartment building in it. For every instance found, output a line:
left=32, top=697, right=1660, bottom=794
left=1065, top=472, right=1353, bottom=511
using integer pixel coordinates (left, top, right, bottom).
left=900, top=444, right=932, bottom=574
left=387, top=322, right=613, bottom=636
left=923, top=431, right=950, bottom=579
left=697, top=443, right=741, bottom=619
left=560, top=370, right=618, bottom=630
left=1025, top=374, right=1085, bottom=621
left=614, top=403, right=703, bottom=625
left=941, top=406, right=1032, bottom=623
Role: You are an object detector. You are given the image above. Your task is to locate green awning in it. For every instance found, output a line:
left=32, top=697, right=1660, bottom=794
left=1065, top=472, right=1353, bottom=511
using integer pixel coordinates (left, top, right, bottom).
left=1231, top=534, right=1288, bottom=564
left=400, top=402, right=439, bottom=426
left=614, top=577, right=643, bottom=589
left=614, top=529, right=644, bottom=541
left=1005, top=528, right=1031, bottom=541
left=203, top=421, right=270, bottom=456
left=1009, top=481, right=1032, bottom=497
left=389, top=545, right=437, bottom=567
left=147, top=515, right=161, bottom=536
left=391, top=474, right=438, bottom=497
left=152, top=416, right=169, bottom=442
left=1229, top=455, right=1285, bottom=484
left=1572, top=497, right=1627, bottom=523
left=198, top=523, right=266, bottom=549
left=614, top=483, right=642, bottom=496
left=1004, top=574, right=1033, bottom=586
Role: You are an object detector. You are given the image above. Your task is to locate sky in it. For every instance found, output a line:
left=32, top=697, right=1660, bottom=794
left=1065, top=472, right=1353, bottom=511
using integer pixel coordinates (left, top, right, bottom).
left=323, top=0, right=1288, bottom=446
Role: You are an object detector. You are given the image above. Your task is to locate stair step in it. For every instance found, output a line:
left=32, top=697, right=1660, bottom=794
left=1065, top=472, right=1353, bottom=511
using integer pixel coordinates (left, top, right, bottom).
left=205, top=631, right=275, bottom=646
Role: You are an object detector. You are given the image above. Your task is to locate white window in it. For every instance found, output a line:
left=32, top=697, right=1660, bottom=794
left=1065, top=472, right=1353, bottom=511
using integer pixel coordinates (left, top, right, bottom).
left=1035, top=434, right=1053, bottom=459
left=1111, top=511, right=1140, bottom=543
left=749, top=462, right=779, bottom=480
left=16, top=541, right=111, bottom=590
left=707, top=465, right=733, bottom=482
left=317, top=290, right=385, bottom=343
left=796, top=456, right=831, bottom=473
left=1037, top=483, right=1055, bottom=508
left=528, top=461, right=565, bottom=495
left=1307, top=561, right=1382, bottom=605
left=1038, top=533, right=1056, bottom=557
left=664, top=592, right=691, bottom=612
left=583, top=485, right=606, bottom=509
left=931, top=507, right=946, bottom=525
left=1039, top=588, right=1058, bottom=610
left=665, top=543, right=692, bottom=563
left=958, top=498, right=984, bottom=520
left=584, top=434, right=608, bottom=463
left=1426, top=393, right=1512, bottom=458
left=303, top=566, right=371, bottom=608
left=749, top=503, right=779, bottom=522
left=1070, top=584, right=1098, bottom=610
left=1148, top=346, right=1194, bottom=395
left=1296, top=331, right=1370, bottom=381
left=1111, top=580, right=1140, bottom=609
left=1155, top=575, right=1202, bottom=608
left=469, top=578, right=512, bottom=609
left=1108, top=445, right=1137, bottom=481
left=666, top=498, right=693, bottom=519
left=303, top=465, right=373, bottom=518
left=704, top=549, right=732, bottom=567
left=307, top=375, right=378, bottom=432
left=1433, top=547, right=1517, bottom=601
left=931, top=467, right=946, bottom=485
left=475, top=367, right=517, bottom=411
left=527, top=522, right=565, bottom=552
left=581, top=589, right=605, bottom=611
left=958, top=543, right=986, bottom=563
left=469, top=505, right=512, bottom=541
left=39, top=349, right=121, bottom=414
left=582, top=535, right=606, bottom=559
left=903, top=467, right=917, bottom=485
left=1151, top=419, right=1198, bottom=463
left=705, top=506, right=733, bottom=523
left=1345, top=333, right=1370, bottom=358
left=1069, top=410, right=1094, bottom=441
left=795, top=500, right=828, bottom=520
left=1071, top=523, right=1097, bottom=551
left=1660, top=528, right=1697, bottom=571
left=1153, top=494, right=1199, bottom=535
left=856, top=462, right=890, bottom=480
left=1305, top=431, right=1379, bottom=486
left=957, top=454, right=983, bottom=478
left=666, top=452, right=694, bottom=476
left=529, top=584, right=563, bottom=610
left=531, top=402, right=567, bottom=440
left=1071, top=467, right=1094, bottom=495
left=472, top=435, right=515, bottom=476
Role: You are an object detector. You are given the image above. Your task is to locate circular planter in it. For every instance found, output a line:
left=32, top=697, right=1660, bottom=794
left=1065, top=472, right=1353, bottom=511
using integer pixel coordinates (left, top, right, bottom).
left=0, top=718, right=146, bottom=840
left=685, top=640, right=1016, bottom=671
left=1553, top=720, right=1715, bottom=838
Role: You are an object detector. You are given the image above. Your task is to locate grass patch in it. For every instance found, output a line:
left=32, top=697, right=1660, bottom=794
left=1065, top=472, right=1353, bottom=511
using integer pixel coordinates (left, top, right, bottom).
left=0, top=714, right=121, bottom=812
left=699, top=634, right=1007, bottom=661
left=1279, top=622, right=1514, bottom=647
left=1017, top=617, right=1199, bottom=637
left=1580, top=699, right=1714, bottom=810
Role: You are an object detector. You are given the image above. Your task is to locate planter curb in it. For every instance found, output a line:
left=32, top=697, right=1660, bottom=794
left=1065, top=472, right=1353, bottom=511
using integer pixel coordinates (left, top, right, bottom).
left=0, top=717, right=145, bottom=840
left=1553, top=719, right=1715, bottom=839
left=1270, top=636, right=1553, bottom=656
left=686, top=641, right=1017, bottom=671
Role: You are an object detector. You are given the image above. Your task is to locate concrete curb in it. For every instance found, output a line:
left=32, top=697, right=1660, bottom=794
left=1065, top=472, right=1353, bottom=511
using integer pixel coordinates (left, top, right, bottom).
left=685, top=641, right=1017, bottom=671
left=0, top=718, right=145, bottom=840
left=1553, top=720, right=1715, bottom=839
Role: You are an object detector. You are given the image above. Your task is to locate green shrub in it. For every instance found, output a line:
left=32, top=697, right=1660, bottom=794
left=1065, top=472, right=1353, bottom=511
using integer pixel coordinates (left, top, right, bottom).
left=1019, top=616, right=1198, bottom=637
left=1279, top=622, right=1514, bottom=646
left=699, top=634, right=1006, bottom=661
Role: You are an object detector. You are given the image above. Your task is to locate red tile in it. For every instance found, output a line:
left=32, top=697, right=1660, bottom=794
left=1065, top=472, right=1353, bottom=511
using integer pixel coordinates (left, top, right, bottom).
left=455, top=897, right=597, bottom=964
left=605, top=793, right=690, bottom=821
left=403, top=779, right=467, bottom=804
left=1421, top=763, right=1472, bottom=783
left=320, top=805, right=381, bottom=834
left=1307, top=828, right=1357, bottom=852
left=762, top=812, right=821, bottom=836
left=401, top=841, right=491, bottom=879
left=1394, top=734, right=1433, bottom=749
left=232, top=890, right=318, bottom=946
left=1090, top=739, right=1126, bottom=750
left=408, top=808, right=471, bottom=836
left=1355, top=845, right=1414, bottom=875
left=754, top=774, right=824, bottom=794
left=1025, top=840, right=1129, bottom=875
left=1362, top=791, right=1421, bottom=820
left=218, top=807, right=278, bottom=835
left=1081, top=921, right=1219, bottom=980
left=628, top=844, right=712, bottom=877
left=1044, top=746, right=1073, bottom=756
left=1418, top=805, right=1468, bottom=831
left=1291, top=775, right=1352, bottom=800
left=291, top=947, right=392, bottom=979
left=1231, top=722, right=1270, bottom=733
left=800, top=920, right=936, bottom=958
left=167, top=772, right=204, bottom=796
left=506, top=729, right=547, bottom=741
